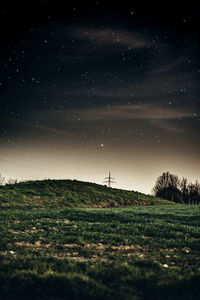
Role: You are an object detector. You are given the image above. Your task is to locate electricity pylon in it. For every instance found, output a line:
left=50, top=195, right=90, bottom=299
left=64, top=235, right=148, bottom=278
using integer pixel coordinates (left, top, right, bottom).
left=104, top=172, right=116, bottom=187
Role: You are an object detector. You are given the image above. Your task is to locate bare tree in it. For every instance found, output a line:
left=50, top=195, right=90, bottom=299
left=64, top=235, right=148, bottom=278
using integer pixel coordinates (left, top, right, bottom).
left=188, top=181, right=200, bottom=205
left=7, top=178, right=18, bottom=184
left=179, top=177, right=188, bottom=204
left=0, top=174, right=6, bottom=185
left=153, top=172, right=181, bottom=202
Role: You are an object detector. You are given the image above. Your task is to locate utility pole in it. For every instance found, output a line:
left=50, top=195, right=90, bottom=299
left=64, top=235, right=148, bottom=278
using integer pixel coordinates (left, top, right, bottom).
left=104, top=171, right=116, bottom=187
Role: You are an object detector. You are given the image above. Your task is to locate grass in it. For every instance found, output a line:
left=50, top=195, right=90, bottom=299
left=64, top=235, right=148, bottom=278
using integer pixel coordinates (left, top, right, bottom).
left=0, top=204, right=199, bottom=300
left=0, top=179, right=172, bottom=209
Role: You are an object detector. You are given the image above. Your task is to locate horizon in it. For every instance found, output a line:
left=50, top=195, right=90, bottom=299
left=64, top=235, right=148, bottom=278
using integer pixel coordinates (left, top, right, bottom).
left=0, top=3, right=199, bottom=194
left=1, top=164, right=199, bottom=195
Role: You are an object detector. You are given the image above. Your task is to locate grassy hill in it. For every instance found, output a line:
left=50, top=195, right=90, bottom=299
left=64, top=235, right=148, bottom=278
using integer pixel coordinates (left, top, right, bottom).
left=0, top=179, right=172, bottom=208
left=0, top=179, right=199, bottom=300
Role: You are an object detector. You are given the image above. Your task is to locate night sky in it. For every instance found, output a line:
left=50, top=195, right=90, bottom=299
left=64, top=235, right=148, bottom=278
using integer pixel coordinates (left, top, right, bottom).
left=0, top=1, right=199, bottom=193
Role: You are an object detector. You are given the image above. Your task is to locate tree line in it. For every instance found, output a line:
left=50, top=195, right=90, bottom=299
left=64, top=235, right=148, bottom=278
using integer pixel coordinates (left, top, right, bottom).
left=1, top=172, right=199, bottom=205
left=153, top=172, right=200, bottom=205
left=0, top=174, right=17, bottom=185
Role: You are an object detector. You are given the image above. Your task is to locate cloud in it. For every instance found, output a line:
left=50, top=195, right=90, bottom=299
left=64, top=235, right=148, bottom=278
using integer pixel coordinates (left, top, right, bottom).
left=27, top=104, right=195, bottom=135
left=39, top=104, right=195, bottom=122
left=78, top=104, right=192, bottom=120
left=70, top=27, right=153, bottom=49
left=149, top=119, right=187, bottom=133
left=6, top=104, right=194, bottom=137
left=3, top=102, right=196, bottom=144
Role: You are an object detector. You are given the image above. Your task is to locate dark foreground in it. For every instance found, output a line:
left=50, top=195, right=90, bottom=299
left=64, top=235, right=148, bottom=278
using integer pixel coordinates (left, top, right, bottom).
left=0, top=205, right=199, bottom=299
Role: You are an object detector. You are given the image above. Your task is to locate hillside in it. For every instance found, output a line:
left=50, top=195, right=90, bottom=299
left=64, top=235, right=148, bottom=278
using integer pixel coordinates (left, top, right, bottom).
left=0, top=179, right=172, bottom=208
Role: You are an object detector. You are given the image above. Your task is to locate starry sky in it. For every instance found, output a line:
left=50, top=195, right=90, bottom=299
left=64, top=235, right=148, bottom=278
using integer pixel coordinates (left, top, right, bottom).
left=0, top=1, right=200, bottom=193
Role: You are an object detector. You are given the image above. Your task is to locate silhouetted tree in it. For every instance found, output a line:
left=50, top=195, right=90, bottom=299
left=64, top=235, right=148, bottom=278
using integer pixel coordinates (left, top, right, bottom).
left=153, top=173, right=200, bottom=204
left=7, top=178, right=18, bottom=184
left=180, top=177, right=188, bottom=204
left=187, top=181, right=200, bottom=205
left=0, top=174, right=6, bottom=185
left=153, top=172, right=181, bottom=202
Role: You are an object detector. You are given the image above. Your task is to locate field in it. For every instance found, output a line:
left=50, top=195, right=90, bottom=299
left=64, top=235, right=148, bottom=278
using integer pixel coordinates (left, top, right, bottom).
left=0, top=204, right=200, bottom=300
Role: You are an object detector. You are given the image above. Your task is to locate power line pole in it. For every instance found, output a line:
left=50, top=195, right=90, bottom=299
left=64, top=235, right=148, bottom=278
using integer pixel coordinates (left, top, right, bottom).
left=103, top=171, right=116, bottom=187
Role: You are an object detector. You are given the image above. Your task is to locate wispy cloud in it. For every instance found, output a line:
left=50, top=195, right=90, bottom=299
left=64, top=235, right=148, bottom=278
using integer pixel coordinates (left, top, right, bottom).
left=38, top=104, right=196, bottom=134
left=55, top=104, right=195, bottom=122
left=149, top=119, right=187, bottom=133
left=70, top=27, right=153, bottom=49
left=6, top=104, right=194, bottom=136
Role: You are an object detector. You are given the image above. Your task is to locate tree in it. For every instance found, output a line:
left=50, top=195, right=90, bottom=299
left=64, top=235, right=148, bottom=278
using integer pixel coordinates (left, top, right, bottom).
left=153, top=173, right=200, bottom=204
left=7, top=178, right=18, bottom=185
left=0, top=174, right=6, bottom=185
left=153, top=172, right=181, bottom=202
left=187, top=181, right=200, bottom=205
left=180, top=177, right=188, bottom=204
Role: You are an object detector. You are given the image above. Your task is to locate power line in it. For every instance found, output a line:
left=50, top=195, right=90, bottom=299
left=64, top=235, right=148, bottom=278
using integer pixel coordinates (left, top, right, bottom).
left=0, top=157, right=48, bottom=171
left=103, top=171, right=116, bottom=187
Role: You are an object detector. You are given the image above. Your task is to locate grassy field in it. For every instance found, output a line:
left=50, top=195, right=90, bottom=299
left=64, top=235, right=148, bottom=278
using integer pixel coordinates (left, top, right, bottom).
left=0, top=179, right=171, bottom=208
left=0, top=204, right=199, bottom=300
